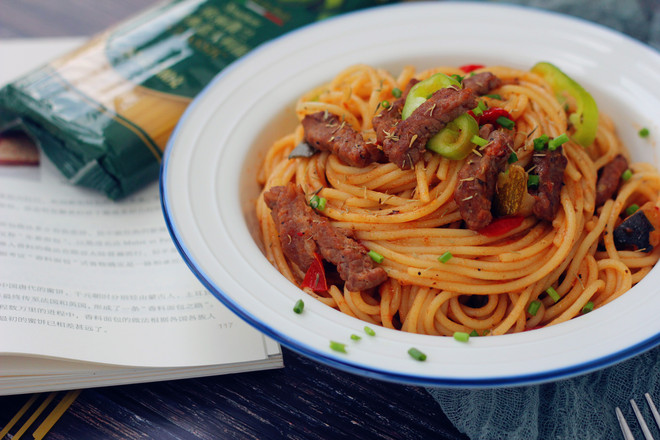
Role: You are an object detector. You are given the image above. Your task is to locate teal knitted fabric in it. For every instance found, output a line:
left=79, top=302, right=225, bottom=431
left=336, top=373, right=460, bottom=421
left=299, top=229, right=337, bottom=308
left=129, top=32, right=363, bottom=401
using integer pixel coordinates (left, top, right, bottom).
left=427, top=1, right=660, bottom=439
left=429, top=346, right=660, bottom=439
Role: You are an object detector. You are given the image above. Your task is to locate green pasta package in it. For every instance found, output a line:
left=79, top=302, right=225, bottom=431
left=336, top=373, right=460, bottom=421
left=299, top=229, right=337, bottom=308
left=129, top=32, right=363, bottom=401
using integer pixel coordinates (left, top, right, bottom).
left=0, top=0, right=393, bottom=199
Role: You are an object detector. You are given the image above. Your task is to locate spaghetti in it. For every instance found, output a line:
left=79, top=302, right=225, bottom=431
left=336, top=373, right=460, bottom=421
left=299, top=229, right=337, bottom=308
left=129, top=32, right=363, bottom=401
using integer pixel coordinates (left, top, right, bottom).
left=256, top=63, right=660, bottom=336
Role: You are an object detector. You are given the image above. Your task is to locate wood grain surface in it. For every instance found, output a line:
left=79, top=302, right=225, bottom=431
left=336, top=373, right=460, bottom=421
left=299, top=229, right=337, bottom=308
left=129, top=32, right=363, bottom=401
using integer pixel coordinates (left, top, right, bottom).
left=0, top=349, right=469, bottom=439
left=0, top=0, right=159, bottom=38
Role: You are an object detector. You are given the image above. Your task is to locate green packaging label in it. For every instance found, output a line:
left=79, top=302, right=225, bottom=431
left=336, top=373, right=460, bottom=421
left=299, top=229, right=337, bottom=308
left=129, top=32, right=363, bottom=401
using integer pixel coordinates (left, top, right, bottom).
left=0, top=0, right=394, bottom=199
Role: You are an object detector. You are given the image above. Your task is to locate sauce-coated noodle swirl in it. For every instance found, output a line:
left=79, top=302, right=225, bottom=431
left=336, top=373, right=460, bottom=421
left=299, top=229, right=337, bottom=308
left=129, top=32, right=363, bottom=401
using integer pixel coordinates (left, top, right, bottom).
left=256, top=64, right=660, bottom=336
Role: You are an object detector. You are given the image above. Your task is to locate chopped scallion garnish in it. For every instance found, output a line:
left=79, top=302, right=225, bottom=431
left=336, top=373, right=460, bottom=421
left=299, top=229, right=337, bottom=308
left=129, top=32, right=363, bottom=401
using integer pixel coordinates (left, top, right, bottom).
left=527, top=174, right=540, bottom=187
left=639, top=127, right=650, bottom=138
left=469, top=329, right=479, bottom=337
left=451, top=74, right=464, bottom=83
left=364, top=326, right=376, bottom=336
left=392, top=88, right=402, bottom=98
left=548, top=133, right=569, bottom=151
left=508, top=152, right=518, bottom=164
left=533, top=134, right=549, bottom=151
left=581, top=301, right=594, bottom=314
left=485, top=94, right=502, bottom=100
left=527, top=300, right=541, bottom=316
left=293, top=299, right=305, bottom=314
left=496, top=116, right=515, bottom=130
left=309, top=195, right=326, bottom=210
left=408, top=347, right=427, bottom=361
left=438, top=251, right=453, bottom=264
left=368, top=250, right=384, bottom=263
left=471, top=135, right=488, bottom=147
left=546, top=286, right=560, bottom=303
left=453, top=331, right=470, bottom=342
left=622, top=169, right=633, bottom=181
left=350, top=334, right=362, bottom=341
left=472, top=101, right=487, bottom=117
left=381, top=100, right=391, bottom=109
left=329, top=341, right=347, bottom=353
left=626, top=204, right=640, bottom=216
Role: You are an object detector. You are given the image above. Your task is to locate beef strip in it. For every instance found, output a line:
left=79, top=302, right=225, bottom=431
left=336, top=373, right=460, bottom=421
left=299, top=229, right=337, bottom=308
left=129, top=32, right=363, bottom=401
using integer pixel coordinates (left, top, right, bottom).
left=455, top=129, right=513, bottom=230
left=462, top=72, right=502, bottom=96
left=529, top=147, right=568, bottom=221
left=264, top=183, right=388, bottom=291
left=479, top=123, right=495, bottom=139
left=263, top=184, right=318, bottom=271
left=302, top=112, right=384, bottom=167
left=383, top=87, right=478, bottom=169
left=372, top=79, right=419, bottom=145
left=595, top=154, right=629, bottom=206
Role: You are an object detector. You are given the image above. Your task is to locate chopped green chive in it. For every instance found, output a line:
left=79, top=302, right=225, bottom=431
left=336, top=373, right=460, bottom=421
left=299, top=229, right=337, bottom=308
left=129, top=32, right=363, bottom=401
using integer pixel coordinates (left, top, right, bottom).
left=408, top=347, right=427, bottom=361
left=368, top=250, right=384, bottom=263
left=533, top=134, right=549, bottom=151
left=472, top=100, right=488, bottom=117
left=581, top=301, right=594, bottom=314
left=471, top=135, right=488, bottom=147
left=527, top=300, right=541, bottom=316
left=350, top=334, right=362, bottom=341
left=508, top=152, right=518, bottom=164
left=626, top=204, right=640, bottom=216
left=329, top=341, right=347, bottom=353
left=546, top=286, right=560, bottom=303
left=469, top=329, right=479, bottom=337
left=381, top=100, right=391, bottom=109
left=485, top=94, right=502, bottom=100
left=548, top=133, right=569, bottom=151
left=482, top=329, right=491, bottom=336
left=453, top=331, right=470, bottom=342
left=621, top=169, right=633, bottom=181
left=639, top=127, right=650, bottom=138
left=527, top=174, right=540, bottom=187
left=392, top=88, right=402, bottom=98
left=293, top=299, right=305, bottom=314
left=438, top=251, right=453, bottom=263
left=364, top=326, right=376, bottom=336
left=496, top=116, right=515, bottom=130
left=309, top=195, right=326, bottom=210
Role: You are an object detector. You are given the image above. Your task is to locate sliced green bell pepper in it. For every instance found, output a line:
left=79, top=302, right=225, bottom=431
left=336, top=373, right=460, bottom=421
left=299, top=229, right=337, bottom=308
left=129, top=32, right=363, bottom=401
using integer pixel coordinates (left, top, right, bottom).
left=401, top=72, right=477, bottom=160
left=530, top=62, right=598, bottom=147
left=426, top=113, right=479, bottom=160
left=401, top=73, right=461, bottom=119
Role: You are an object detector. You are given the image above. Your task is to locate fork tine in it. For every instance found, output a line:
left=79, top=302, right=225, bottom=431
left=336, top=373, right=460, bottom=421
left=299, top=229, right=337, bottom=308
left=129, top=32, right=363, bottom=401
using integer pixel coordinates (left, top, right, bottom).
left=645, top=393, right=660, bottom=432
left=631, top=398, right=655, bottom=440
left=617, top=406, right=636, bottom=440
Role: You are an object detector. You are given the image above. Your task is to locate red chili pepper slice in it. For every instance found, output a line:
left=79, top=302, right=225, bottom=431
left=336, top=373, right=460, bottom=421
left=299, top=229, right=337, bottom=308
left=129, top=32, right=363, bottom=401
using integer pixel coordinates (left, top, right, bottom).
left=459, top=64, right=485, bottom=73
left=476, top=107, right=514, bottom=127
left=478, top=215, right=524, bottom=237
left=301, top=252, right=328, bottom=292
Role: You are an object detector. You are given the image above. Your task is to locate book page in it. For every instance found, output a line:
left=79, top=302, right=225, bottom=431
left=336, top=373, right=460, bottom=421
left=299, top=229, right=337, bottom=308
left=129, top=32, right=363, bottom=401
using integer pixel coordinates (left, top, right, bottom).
left=0, top=39, right=280, bottom=368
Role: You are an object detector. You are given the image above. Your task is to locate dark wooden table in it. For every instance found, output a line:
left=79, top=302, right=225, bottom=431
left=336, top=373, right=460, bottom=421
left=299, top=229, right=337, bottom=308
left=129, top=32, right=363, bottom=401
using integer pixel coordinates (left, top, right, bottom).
left=0, top=2, right=468, bottom=438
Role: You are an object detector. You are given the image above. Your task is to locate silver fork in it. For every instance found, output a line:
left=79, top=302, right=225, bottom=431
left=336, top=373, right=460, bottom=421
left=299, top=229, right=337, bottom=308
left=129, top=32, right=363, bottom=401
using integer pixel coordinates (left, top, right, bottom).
left=616, top=393, right=660, bottom=440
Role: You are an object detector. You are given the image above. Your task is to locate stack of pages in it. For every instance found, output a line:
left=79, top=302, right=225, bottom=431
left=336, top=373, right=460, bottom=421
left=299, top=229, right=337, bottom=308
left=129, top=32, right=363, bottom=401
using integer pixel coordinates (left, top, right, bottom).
left=0, top=38, right=282, bottom=396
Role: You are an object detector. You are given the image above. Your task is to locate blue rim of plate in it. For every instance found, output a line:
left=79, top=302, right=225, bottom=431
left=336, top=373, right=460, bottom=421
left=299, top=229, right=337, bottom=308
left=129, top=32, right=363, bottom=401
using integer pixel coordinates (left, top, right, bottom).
left=161, top=2, right=660, bottom=387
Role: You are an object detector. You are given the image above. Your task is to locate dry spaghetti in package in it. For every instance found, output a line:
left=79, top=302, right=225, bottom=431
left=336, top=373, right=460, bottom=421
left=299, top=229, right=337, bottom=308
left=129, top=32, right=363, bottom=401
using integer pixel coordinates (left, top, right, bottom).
left=0, top=0, right=392, bottom=199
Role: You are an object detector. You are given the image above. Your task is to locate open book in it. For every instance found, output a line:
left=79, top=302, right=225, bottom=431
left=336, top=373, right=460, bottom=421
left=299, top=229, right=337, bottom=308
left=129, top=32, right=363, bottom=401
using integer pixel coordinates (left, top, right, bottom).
left=0, top=38, right=282, bottom=396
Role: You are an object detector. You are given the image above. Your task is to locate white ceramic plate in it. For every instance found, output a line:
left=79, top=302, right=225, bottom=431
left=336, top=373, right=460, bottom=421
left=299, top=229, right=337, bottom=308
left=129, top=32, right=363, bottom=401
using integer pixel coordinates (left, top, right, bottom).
left=161, top=2, right=660, bottom=387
